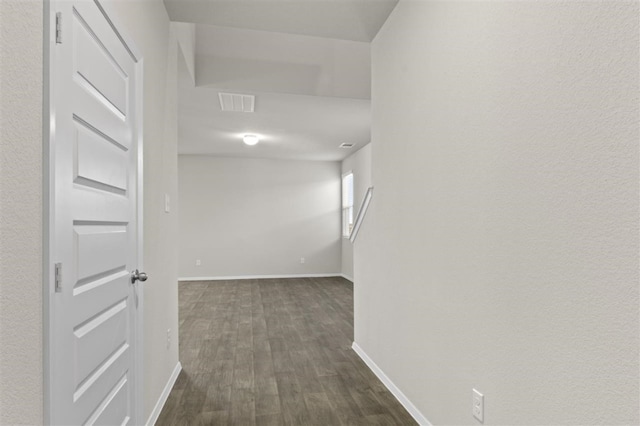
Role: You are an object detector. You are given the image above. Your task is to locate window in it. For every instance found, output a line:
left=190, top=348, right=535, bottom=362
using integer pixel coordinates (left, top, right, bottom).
left=342, top=172, right=354, bottom=237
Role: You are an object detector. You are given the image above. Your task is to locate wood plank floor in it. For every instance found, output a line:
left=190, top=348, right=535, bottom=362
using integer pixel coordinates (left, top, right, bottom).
left=156, top=277, right=416, bottom=425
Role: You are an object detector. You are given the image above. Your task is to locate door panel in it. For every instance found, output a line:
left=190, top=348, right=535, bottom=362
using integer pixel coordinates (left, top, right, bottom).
left=75, top=123, right=129, bottom=194
left=74, top=223, right=128, bottom=280
left=88, top=376, right=131, bottom=426
left=71, top=2, right=134, bottom=76
left=70, top=192, right=130, bottom=223
left=51, top=1, right=140, bottom=424
left=73, top=15, right=128, bottom=117
left=72, top=343, right=131, bottom=417
left=72, top=269, right=129, bottom=297
left=72, top=98, right=131, bottom=150
left=73, top=299, right=129, bottom=383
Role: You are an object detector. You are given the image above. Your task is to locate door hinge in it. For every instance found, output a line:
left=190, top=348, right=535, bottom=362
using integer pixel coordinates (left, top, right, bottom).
left=54, top=262, right=63, bottom=292
left=55, top=12, right=62, bottom=44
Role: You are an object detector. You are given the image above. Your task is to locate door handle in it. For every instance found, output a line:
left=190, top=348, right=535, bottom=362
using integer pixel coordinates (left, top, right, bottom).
left=131, top=269, right=148, bottom=284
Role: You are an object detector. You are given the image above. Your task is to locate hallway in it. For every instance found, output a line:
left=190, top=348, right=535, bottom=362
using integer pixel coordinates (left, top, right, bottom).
left=156, top=278, right=416, bottom=425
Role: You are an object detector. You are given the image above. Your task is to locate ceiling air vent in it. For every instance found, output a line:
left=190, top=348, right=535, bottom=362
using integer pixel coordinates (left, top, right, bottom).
left=339, top=143, right=355, bottom=149
left=218, top=92, right=255, bottom=112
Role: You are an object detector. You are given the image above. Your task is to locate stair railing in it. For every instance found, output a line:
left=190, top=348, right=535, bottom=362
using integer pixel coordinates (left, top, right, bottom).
left=349, top=186, right=373, bottom=243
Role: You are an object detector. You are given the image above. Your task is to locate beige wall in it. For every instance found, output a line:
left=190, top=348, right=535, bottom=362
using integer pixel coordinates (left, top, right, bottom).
left=341, top=143, right=372, bottom=280
left=179, top=156, right=342, bottom=278
left=356, top=1, right=639, bottom=424
left=0, top=1, right=44, bottom=423
left=0, top=1, right=180, bottom=423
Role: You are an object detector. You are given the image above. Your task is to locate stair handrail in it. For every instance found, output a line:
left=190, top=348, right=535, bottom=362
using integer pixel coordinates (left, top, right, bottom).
left=349, top=186, right=373, bottom=243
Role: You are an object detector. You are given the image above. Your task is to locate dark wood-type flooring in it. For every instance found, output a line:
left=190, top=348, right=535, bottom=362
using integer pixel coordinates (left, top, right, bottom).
left=156, top=277, right=416, bottom=425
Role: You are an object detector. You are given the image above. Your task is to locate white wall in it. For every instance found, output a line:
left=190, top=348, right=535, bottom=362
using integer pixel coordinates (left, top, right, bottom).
left=356, top=1, right=639, bottom=425
left=341, top=143, right=372, bottom=280
left=0, top=1, right=43, bottom=423
left=0, top=1, right=180, bottom=423
left=179, top=156, right=342, bottom=279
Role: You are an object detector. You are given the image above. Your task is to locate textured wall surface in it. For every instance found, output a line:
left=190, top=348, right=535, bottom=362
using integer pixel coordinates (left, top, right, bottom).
left=179, top=156, right=342, bottom=278
left=0, top=1, right=180, bottom=423
left=356, top=1, right=639, bottom=424
left=0, top=1, right=44, bottom=424
left=341, top=143, right=372, bottom=280
left=104, top=1, right=181, bottom=421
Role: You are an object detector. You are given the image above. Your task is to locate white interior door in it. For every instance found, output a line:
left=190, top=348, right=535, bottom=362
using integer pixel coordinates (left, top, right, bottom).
left=49, top=1, right=142, bottom=424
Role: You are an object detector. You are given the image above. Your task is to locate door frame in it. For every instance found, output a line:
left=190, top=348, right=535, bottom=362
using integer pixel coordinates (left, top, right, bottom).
left=43, top=1, right=145, bottom=423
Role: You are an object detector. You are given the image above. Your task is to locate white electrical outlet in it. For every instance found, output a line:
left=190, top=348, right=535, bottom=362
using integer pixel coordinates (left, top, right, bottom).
left=472, top=389, right=484, bottom=422
left=167, top=328, right=171, bottom=349
left=300, top=257, right=305, bottom=264
left=196, top=259, right=201, bottom=266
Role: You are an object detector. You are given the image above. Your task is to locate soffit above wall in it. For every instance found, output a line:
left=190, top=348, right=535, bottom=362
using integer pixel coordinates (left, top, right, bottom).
left=163, top=0, right=399, bottom=42
left=194, top=24, right=371, bottom=99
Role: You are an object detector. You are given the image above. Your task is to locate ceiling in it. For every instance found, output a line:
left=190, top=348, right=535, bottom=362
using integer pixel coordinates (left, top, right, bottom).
left=178, top=81, right=371, bottom=161
left=165, top=0, right=398, bottom=161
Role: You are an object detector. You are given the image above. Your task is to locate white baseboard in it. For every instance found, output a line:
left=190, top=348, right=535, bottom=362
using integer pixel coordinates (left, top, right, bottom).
left=146, top=361, right=182, bottom=426
left=179, top=273, right=342, bottom=282
left=340, top=273, right=354, bottom=282
left=352, top=342, right=432, bottom=426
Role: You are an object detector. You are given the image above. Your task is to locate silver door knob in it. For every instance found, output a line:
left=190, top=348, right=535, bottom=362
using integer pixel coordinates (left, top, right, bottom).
left=131, top=269, right=148, bottom=284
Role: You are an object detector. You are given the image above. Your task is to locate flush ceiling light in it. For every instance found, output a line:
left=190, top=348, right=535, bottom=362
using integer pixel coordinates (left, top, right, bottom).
left=243, top=134, right=259, bottom=146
